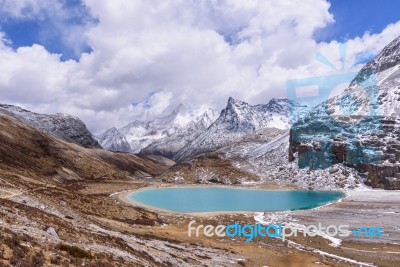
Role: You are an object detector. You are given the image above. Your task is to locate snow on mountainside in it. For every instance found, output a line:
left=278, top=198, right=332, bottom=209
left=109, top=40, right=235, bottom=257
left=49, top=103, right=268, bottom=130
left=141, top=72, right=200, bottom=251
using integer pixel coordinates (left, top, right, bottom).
left=344, top=35, right=400, bottom=117
left=140, top=107, right=218, bottom=158
left=96, top=127, right=131, bottom=152
left=216, top=129, right=362, bottom=190
left=173, top=97, right=308, bottom=162
left=289, top=35, right=400, bottom=190
left=96, top=104, right=219, bottom=154
left=0, top=104, right=101, bottom=148
left=351, top=35, right=400, bottom=87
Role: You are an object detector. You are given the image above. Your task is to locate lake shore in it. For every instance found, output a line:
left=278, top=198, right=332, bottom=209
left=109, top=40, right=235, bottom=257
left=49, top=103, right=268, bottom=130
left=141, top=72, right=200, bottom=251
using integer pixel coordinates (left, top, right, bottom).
left=116, top=183, right=345, bottom=217
left=117, top=186, right=400, bottom=245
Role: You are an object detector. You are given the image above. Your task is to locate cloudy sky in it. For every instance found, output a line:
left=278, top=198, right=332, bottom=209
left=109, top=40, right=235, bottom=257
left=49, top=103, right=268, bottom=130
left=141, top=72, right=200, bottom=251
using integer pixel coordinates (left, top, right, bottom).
left=0, top=0, right=399, bottom=133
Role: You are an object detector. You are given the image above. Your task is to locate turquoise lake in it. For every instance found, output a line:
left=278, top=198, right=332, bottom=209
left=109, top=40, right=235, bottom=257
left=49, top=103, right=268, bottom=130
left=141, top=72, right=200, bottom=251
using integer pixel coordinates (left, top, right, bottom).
left=127, top=187, right=345, bottom=213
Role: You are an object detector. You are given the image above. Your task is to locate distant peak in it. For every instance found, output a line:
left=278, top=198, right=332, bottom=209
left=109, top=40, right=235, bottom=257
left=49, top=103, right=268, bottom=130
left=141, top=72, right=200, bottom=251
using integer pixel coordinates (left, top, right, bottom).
left=267, top=98, right=304, bottom=107
left=163, top=104, right=186, bottom=119
left=108, top=127, right=119, bottom=132
left=227, top=96, right=241, bottom=103
left=268, top=98, right=287, bottom=103
left=98, top=127, right=120, bottom=137
left=227, top=97, right=247, bottom=107
left=174, top=103, right=186, bottom=113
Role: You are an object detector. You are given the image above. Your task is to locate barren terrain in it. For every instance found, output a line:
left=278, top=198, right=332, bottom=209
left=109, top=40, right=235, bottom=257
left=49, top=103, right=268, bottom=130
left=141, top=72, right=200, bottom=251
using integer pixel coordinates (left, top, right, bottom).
left=1, top=107, right=400, bottom=267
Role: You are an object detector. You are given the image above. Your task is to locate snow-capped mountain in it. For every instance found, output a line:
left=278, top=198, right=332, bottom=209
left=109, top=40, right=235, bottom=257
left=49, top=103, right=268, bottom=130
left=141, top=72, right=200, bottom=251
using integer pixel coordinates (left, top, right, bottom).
left=96, top=104, right=219, bottom=154
left=289, top=35, right=400, bottom=189
left=140, top=107, right=218, bottom=158
left=350, top=35, right=400, bottom=117
left=173, top=97, right=308, bottom=162
left=96, top=127, right=131, bottom=152
left=0, top=104, right=101, bottom=148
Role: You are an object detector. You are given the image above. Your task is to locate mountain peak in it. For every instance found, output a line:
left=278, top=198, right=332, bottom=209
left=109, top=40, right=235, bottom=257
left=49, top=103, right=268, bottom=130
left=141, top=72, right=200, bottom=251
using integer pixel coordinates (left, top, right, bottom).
left=227, top=96, right=246, bottom=105
left=176, top=103, right=185, bottom=111
left=268, top=98, right=286, bottom=103
left=226, top=97, right=249, bottom=114
left=97, top=127, right=130, bottom=152
left=171, top=103, right=186, bottom=115
left=104, top=127, right=119, bottom=133
left=351, top=35, right=400, bottom=86
left=151, top=104, right=187, bottom=126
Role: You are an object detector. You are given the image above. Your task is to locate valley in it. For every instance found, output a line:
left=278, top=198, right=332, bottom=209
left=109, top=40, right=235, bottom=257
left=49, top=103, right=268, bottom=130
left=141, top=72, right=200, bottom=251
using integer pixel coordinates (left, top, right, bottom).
left=2, top=175, right=399, bottom=266
left=1, top=32, right=400, bottom=267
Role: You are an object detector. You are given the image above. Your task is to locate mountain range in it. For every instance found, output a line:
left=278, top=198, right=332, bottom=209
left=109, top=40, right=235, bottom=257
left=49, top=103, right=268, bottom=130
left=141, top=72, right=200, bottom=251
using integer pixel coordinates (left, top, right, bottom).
left=173, top=97, right=308, bottom=161
left=97, top=97, right=309, bottom=161
left=96, top=104, right=219, bottom=157
left=1, top=35, right=399, bottom=190
left=96, top=34, right=400, bottom=189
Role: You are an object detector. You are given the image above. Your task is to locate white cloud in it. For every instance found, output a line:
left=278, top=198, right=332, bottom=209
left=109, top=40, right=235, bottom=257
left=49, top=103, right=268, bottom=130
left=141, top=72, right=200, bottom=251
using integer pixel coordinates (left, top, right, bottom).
left=0, top=43, right=73, bottom=103
left=0, top=0, right=399, bottom=133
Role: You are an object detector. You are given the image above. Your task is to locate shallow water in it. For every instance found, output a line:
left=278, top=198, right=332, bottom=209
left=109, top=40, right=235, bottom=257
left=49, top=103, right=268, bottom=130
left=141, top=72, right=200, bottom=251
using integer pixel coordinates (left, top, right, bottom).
left=127, top=187, right=345, bottom=213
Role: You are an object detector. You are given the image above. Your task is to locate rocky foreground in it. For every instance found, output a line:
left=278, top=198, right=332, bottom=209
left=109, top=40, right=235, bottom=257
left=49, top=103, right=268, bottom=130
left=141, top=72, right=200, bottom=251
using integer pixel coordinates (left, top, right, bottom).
left=2, top=179, right=400, bottom=267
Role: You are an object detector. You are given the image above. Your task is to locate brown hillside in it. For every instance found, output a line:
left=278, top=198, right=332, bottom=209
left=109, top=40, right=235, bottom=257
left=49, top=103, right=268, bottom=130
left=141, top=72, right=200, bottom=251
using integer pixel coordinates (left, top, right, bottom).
left=0, top=110, right=173, bottom=187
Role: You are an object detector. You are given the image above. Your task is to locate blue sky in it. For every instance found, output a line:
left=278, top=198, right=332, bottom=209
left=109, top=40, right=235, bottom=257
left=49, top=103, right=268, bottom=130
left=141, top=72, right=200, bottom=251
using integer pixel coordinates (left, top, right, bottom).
left=1, top=0, right=399, bottom=61
left=0, top=0, right=95, bottom=61
left=315, top=0, right=400, bottom=42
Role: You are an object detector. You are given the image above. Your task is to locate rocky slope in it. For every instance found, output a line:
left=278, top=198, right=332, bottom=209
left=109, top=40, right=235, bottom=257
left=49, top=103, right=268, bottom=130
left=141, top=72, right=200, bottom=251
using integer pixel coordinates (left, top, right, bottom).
left=96, top=127, right=131, bottom=152
left=0, top=104, right=101, bottom=148
left=173, top=97, right=308, bottom=162
left=289, top=35, right=400, bottom=189
left=0, top=108, right=174, bottom=183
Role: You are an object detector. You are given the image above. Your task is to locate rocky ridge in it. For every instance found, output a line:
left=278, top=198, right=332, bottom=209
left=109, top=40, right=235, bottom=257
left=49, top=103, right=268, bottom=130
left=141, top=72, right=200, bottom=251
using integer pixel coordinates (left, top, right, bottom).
left=0, top=104, right=101, bottom=148
left=173, top=97, right=308, bottom=162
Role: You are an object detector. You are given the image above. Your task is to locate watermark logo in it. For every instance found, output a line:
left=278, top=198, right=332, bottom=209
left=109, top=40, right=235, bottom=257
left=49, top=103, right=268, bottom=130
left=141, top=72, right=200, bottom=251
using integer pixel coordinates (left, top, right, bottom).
left=188, top=220, right=384, bottom=242
left=287, top=42, right=381, bottom=169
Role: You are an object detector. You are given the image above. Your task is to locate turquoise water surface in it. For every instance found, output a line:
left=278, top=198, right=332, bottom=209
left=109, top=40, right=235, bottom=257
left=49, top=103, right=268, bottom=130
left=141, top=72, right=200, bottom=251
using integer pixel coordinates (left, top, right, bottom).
left=127, top=187, right=345, bottom=213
